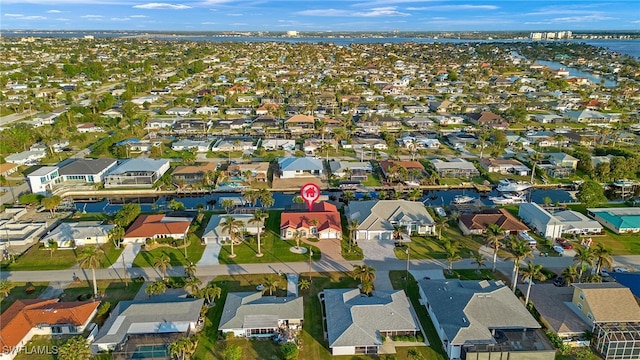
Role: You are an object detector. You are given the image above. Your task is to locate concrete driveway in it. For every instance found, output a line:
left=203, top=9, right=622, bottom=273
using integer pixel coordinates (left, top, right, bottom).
left=359, top=239, right=398, bottom=261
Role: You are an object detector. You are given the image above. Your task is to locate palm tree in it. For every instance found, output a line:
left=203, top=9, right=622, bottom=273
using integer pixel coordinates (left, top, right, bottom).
left=593, top=243, right=613, bottom=275
left=220, top=216, right=244, bottom=258
left=184, top=262, right=197, bottom=278
left=361, top=280, right=374, bottom=295
left=471, top=252, right=486, bottom=274
left=298, top=279, right=310, bottom=292
left=79, top=246, right=104, bottom=297
left=48, top=239, right=59, bottom=258
left=521, top=261, right=547, bottom=305
left=292, top=230, right=304, bottom=250
left=242, top=189, right=259, bottom=207
left=485, top=224, right=505, bottom=272
left=263, top=276, right=278, bottom=296
left=348, top=219, right=359, bottom=250
left=259, top=190, right=275, bottom=208
left=562, top=265, right=580, bottom=286
left=529, top=152, right=543, bottom=184
left=221, top=199, right=235, bottom=214
left=351, top=264, right=376, bottom=284
left=435, top=216, right=449, bottom=241
left=0, top=279, right=16, bottom=298
left=249, top=210, right=268, bottom=257
left=573, top=246, right=595, bottom=282
left=169, top=336, right=198, bottom=360
left=392, top=224, right=405, bottom=241
left=443, top=241, right=461, bottom=274
left=200, top=284, right=222, bottom=305
left=183, top=276, right=202, bottom=296
left=153, top=254, right=172, bottom=281
left=108, top=225, right=125, bottom=249
left=145, top=280, right=167, bottom=297
left=507, top=238, right=533, bottom=292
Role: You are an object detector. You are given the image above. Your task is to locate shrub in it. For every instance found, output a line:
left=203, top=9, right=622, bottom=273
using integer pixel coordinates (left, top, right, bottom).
left=25, top=285, right=36, bottom=294
left=280, top=342, right=299, bottom=360
left=97, top=301, right=111, bottom=316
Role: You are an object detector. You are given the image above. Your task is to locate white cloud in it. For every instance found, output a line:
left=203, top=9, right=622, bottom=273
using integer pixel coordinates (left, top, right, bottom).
left=407, top=4, right=498, bottom=11
left=47, top=9, right=62, bottom=13
left=549, top=15, right=615, bottom=23
left=81, top=14, right=104, bottom=18
left=298, top=6, right=409, bottom=17
left=226, top=13, right=243, bottom=16
left=130, top=15, right=149, bottom=18
left=111, top=17, right=131, bottom=21
left=55, top=17, right=70, bottom=21
left=133, top=3, right=192, bottom=10
left=201, top=21, right=216, bottom=24
left=5, top=13, right=24, bottom=17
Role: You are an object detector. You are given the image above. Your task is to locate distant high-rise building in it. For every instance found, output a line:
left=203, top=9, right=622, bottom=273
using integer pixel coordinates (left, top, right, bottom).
left=530, top=32, right=543, bottom=40
left=286, top=31, right=299, bottom=37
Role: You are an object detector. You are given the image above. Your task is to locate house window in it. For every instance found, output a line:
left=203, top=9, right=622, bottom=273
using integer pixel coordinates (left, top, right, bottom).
left=310, top=227, right=317, bottom=235
left=579, top=292, right=585, bottom=301
left=587, top=313, right=593, bottom=320
left=577, top=303, right=583, bottom=310
left=287, top=231, right=292, bottom=236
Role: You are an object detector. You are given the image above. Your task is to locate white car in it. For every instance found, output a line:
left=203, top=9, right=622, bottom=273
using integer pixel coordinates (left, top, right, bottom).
left=614, top=267, right=629, bottom=273
left=553, top=245, right=565, bottom=255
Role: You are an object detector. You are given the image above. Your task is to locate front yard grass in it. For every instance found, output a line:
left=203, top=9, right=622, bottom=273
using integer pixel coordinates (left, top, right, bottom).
left=0, top=282, right=49, bottom=313
left=218, top=211, right=321, bottom=264
left=393, top=226, right=485, bottom=260
left=1, top=242, right=123, bottom=271
left=444, top=269, right=498, bottom=280
left=132, top=233, right=205, bottom=267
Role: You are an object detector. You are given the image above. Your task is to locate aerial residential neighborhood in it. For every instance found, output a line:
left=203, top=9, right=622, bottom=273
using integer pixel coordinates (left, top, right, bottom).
left=0, top=24, right=639, bottom=360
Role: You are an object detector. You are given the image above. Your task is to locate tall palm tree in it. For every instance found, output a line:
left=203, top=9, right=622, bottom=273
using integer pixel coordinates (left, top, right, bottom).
left=169, top=336, right=198, bottom=360
left=520, top=261, right=547, bottom=305
left=471, top=252, right=486, bottom=274
left=79, top=246, right=104, bottom=297
left=249, top=210, right=268, bottom=257
left=529, top=152, right=543, bottom=184
left=361, top=280, right=374, bottom=295
left=153, top=254, right=172, bottom=281
left=220, top=216, right=244, bottom=258
left=507, top=238, right=533, bottom=292
left=485, top=224, right=505, bottom=272
left=562, top=265, right=580, bottom=286
left=435, top=216, right=449, bottom=241
left=593, top=243, right=613, bottom=275
left=392, top=224, right=405, bottom=241
left=0, top=279, right=16, bottom=298
left=200, top=284, right=222, bottom=305
left=184, top=262, right=197, bottom=278
left=260, top=191, right=275, bottom=208
left=443, top=241, right=461, bottom=274
left=263, top=276, right=278, bottom=296
left=351, top=264, right=376, bottom=284
left=48, top=239, right=59, bottom=258
left=348, top=219, right=359, bottom=250
left=145, top=280, right=167, bottom=297
left=183, top=276, right=202, bottom=297
left=573, top=246, right=595, bottom=282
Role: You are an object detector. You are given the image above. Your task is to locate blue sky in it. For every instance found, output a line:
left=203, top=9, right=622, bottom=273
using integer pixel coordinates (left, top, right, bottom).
left=2, top=0, right=639, bottom=31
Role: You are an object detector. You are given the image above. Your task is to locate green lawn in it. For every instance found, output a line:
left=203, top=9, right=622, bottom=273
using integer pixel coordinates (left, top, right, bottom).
left=393, top=226, right=486, bottom=260
left=13, top=335, right=74, bottom=360
left=444, top=269, right=498, bottom=280
left=0, top=282, right=49, bottom=313
left=389, top=271, right=447, bottom=360
left=361, top=173, right=382, bottom=187
left=339, top=209, right=364, bottom=261
left=132, top=233, right=205, bottom=267
left=1, top=242, right=123, bottom=271
left=218, top=211, right=321, bottom=264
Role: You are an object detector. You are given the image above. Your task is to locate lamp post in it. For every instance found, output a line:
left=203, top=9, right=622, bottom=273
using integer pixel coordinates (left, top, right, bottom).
left=308, top=247, right=313, bottom=282
left=405, top=243, right=410, bottom=290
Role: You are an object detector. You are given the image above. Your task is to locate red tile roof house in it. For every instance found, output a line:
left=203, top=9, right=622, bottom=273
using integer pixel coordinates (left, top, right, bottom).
left=0, top=299, right=99, bottom=359
left=458, top=209, right=529, bottom=236
left=280, top=202, right=342, bottom=240
left=122, top=214, right=192, bottom=244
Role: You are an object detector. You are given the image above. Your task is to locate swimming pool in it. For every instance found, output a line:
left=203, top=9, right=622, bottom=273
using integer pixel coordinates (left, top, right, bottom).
left=131, top=344, right=169, bottom=359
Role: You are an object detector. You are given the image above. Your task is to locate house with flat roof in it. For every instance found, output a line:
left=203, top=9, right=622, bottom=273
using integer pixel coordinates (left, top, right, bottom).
left=0, top=208, right=47, bottom=249
left=277, top=157, right=323, bottom=179
left=26, top=166, right=59, bottom=194
left=122, top=214, right=192, bottom=244
left=418, top=279, right=554, bottom=360
left=92, top=298, right=204, bottom=353
left=1, top=299, right=99, bottom=360
left=280, top=201, right=342, bottom=240
left=41, top=221, right=115, bottom=249
left=201, top=214, right=261, bottom=245
left=321, top=288, right=420, bottom=356
left=104, top=159, right=170, bottom=188
left=171, top=139, right=212, bottom=152
left=458, top=208, right=529, bottom=236
left=587, top=207, right=640, bottom=234
left=218, top=292, right=303, bottom=338
left=347, top=200, right=436, bottom=241
left=430, top=158, right=480, bottom=178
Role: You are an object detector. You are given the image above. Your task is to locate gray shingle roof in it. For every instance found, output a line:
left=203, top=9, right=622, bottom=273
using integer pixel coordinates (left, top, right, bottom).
left=218, top=292, right=303, bottom=331
left=110, top=159, right=169, bottom=174
left=58, top=158, right=117, bottom=176
left=278, top=157, right=324, bottom=171
left=418, top=279, right=540, bottom=346
left=324, top=289, right=419, bottom=348
left=347, top=200, right=435, bottom=231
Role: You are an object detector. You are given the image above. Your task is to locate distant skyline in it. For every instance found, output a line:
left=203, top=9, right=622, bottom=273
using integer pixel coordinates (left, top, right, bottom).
left=2, top=0, right=639, bottom=32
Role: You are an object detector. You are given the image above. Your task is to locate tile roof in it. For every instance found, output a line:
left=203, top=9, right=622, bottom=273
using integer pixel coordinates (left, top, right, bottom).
left=0, top=299, right=99, bottom=352
left=348, top=200, right=435, bottom=232
left=280, top=202, right=342, bottom=233
left=378, top=160, right=425, bottom=172
left=219, top=292, right=303, bottom=331
left=123, top=214, right=192, bottom=239
left=285, top=114, right=315, bottom=123
left=459, top=209, right=529, bottom=232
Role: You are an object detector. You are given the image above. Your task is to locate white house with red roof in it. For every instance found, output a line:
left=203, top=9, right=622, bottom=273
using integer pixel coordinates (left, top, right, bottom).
left=280, top=202, right=342, bottom=240
left=122, top=214, right=192, bottom=244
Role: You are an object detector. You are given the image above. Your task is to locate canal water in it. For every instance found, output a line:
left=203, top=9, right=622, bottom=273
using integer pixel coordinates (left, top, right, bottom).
left=73, top=188, right=577, bottom=214
left=535, top=60, right=618, bottom=88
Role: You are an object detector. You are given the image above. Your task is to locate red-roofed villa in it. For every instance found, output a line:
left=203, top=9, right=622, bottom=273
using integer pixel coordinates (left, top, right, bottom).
left=280, top=202, right=342, bottom=240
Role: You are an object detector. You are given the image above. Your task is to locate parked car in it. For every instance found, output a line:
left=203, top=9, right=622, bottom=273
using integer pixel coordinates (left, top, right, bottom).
left=553, top=276, right=566, bottom=287
left=553, top=245, right=565, bottom=255
left=561, top=242, right=573, bottom=250
left=556, top=238, right=573, bottom=250
left=614, top=267, right=629, bottom=273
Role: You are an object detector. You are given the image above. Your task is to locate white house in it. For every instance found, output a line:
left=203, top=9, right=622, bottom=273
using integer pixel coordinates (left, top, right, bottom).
left=171, top=139, right=212, bottom=152
left=202, top=214, right=261, bottom=244
left=347, top=200, right=436, bottom=241
left=26, top=166, right=59, bottom=194
left=41, top=222, right=115, bottom=248
left=278, top=157, right=324, bottom=179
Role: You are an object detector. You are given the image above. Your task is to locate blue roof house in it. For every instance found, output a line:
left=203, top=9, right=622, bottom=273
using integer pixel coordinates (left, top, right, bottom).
left=278, top=157, right=323, bottom=179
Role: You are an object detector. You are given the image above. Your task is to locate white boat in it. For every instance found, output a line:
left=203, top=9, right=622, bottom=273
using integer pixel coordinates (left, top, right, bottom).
left=496, top=179, right=531, bottom=192
left=489, top=193, right=527, bottom=205
left=452, top=195, right=476, bottom=204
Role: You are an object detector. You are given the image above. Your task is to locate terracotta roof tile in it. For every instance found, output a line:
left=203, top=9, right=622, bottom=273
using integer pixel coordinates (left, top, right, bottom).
left=124, top=214, right=191, bottom=239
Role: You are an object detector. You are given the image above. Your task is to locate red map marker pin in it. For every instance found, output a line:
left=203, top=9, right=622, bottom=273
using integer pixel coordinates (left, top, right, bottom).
left=300, top=183, right=321, bottom=211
